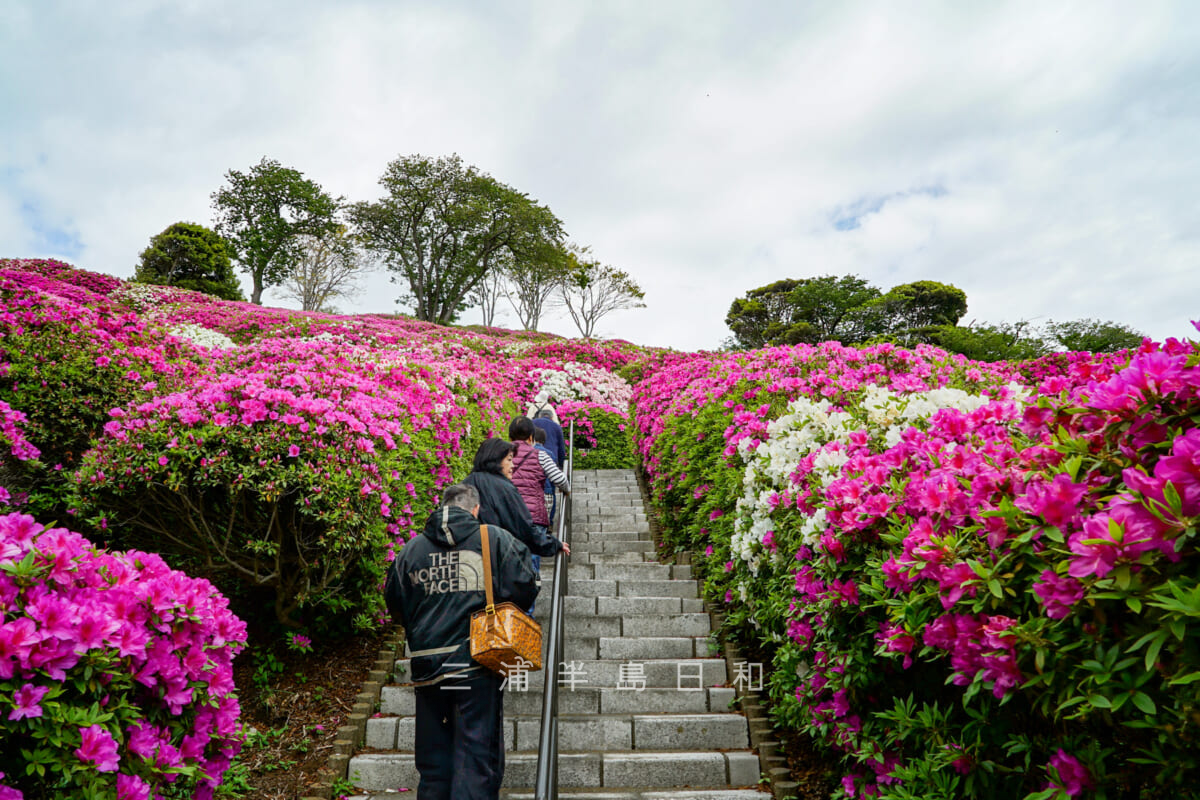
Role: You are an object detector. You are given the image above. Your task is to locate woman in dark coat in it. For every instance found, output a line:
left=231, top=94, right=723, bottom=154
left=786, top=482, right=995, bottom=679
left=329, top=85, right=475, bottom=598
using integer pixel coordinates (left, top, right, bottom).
left=462, top=438, right=568, bottom=559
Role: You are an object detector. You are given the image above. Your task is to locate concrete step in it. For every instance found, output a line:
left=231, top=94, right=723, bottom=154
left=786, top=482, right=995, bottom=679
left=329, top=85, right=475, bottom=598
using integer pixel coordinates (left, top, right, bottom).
left=349, top=749, right=762, bottom=791
left=390, top=657, right=727, bottom=695
left=381, top=684, right=736, bottom=717
left=350, top=790, right=773, bottom=800
left=366, top=710, right=750, bottom=752
left=570, top=531, right=652, bottom=543
left=567, top=580, right=699, bottom=599
left=527, top=595, right=706, bottom=619
left=539, top=563, right=692, bottom=582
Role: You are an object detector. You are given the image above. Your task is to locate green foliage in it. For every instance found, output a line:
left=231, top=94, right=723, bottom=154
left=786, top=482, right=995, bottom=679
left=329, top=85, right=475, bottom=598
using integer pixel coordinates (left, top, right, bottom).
left=923, top=320, right=1050, bottom=362
left=1044, top=318, right=1145, bottom=353
left=211, top=157, right=343, bottom=305
left=725, top=276, right=967, bottom=350
left=350, top=153, right=565, bottom=325
left=134, top=222, right=245, bottom=301
left=638, top=347, right=1200, bottom=798
left=564, top=405, right=636, bottom=470
left=0, top=309, right=193, bottom=519
left=873, top=279, right=968, bottom=332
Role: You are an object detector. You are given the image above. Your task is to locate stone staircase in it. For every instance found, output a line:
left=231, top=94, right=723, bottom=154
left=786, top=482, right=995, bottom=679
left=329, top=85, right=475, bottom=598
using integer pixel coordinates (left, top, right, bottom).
left=347, top=469, right=772, bottom=799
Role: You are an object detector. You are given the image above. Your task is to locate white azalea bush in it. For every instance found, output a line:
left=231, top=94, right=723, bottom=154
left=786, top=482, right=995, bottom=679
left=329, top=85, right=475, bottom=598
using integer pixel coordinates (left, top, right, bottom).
left=528, top=361, right=633, bottom=411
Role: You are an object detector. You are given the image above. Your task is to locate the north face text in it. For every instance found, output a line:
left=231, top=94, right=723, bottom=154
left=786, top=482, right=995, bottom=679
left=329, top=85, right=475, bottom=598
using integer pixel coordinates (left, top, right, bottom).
left=407, top=550, right=485, bottom=595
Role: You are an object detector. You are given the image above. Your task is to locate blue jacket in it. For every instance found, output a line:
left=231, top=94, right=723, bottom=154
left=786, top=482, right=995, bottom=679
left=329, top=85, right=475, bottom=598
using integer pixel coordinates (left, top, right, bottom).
left=532, top=417, right=566, bottom=468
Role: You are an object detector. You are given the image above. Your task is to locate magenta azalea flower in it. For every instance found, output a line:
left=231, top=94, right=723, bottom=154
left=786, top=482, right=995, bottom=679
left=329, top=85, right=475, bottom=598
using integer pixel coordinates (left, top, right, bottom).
left=7, top=683, right=49, bottom=720
left=75, top=724, right=120, bottom=772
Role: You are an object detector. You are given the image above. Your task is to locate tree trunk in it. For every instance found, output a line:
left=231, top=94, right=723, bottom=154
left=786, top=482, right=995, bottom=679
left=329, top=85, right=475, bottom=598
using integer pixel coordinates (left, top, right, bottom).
left=251, top=272, right=264, bottom=305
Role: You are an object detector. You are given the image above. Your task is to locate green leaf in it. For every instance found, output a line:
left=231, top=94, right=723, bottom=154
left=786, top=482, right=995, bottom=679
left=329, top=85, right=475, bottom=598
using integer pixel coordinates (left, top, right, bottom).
left=1144, top=632, right=1166, bottom=672
left=1163, top=481, right=1183, bottom=514
left=1131, top=692, right=1156, bottom=715
left=1168, top=671, right=1200, bottom=686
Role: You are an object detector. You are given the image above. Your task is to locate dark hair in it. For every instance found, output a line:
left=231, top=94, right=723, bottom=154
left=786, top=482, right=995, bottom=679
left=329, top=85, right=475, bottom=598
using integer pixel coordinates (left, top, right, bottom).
left=472, top=437, right=514, bottom=475
left=508, top=416, right=535, bottom=442
left=532, top=427, right=546, bottom=444
left=442, top=483, right=480, bottom=510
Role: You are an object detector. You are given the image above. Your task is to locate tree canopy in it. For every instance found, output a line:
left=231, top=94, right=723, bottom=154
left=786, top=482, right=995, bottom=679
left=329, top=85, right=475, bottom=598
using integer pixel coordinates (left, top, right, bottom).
left=724, top=275, right=953, bottom=349
left=349, top=154, right=564, bottom=325
left=1043, top=318, right=1145, bottom=353
left=211, top=157, right=342, bottom=305
left=720, top=275, right=1146, bottom=358
left=133, top=222, right=244, bottom=301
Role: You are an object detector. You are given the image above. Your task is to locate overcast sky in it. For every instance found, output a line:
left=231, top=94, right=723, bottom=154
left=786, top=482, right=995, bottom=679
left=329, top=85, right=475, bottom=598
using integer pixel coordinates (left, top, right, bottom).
left=2, top=1, right=1198, bottom=350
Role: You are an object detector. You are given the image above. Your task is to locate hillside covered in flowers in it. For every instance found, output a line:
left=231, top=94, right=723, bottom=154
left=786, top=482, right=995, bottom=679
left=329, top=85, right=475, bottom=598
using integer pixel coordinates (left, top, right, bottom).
left=2, top=257, right=1198, bottom=799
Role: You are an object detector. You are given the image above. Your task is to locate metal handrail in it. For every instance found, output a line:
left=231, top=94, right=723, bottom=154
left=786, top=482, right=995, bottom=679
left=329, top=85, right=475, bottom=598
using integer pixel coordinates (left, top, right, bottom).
left=534, top=420, right=573, bottom=800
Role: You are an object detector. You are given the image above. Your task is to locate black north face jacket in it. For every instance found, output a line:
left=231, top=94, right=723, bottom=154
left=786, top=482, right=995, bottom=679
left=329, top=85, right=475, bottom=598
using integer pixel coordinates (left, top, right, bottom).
left=386, top=504, right=539, bottom=684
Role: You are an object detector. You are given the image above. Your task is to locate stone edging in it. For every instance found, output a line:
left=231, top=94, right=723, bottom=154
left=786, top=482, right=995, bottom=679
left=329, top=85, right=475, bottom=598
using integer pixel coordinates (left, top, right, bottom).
left=635, top=467, right=799, bottom=800
left=300, top=628, right=404, bottom=800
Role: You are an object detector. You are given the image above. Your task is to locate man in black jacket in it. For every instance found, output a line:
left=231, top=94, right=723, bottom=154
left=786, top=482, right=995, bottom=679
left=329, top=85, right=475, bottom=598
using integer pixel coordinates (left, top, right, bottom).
left=387, top=483, right=538, bottom=800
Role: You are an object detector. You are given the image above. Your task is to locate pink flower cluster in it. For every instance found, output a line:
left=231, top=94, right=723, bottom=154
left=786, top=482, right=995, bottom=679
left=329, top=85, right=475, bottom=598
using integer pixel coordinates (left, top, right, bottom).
left=0, top=513, right=246, bottom=798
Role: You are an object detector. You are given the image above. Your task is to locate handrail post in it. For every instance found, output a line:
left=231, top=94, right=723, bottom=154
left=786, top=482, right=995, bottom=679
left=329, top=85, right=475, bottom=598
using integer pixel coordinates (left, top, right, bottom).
left=534, top=421, right=573, bottom=800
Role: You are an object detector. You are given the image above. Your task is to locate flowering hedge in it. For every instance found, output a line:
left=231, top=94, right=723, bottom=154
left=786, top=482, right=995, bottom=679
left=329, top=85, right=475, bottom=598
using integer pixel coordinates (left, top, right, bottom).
left=71, top=338, right=482, bottom=632
left=0, top=513, right=245, bottom=800
left=0, top=272, right=202, bottom=518
left=632, top=338, right=1200, bottom=798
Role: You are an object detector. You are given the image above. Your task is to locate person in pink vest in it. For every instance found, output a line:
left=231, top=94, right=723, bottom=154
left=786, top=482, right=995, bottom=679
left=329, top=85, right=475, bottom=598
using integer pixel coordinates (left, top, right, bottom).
left=508, top=416, right=570, bottom=613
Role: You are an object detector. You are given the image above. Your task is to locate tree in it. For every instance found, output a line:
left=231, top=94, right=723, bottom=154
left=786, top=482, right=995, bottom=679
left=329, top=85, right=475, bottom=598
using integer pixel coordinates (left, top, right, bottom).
left=501, top=241, right=572, bottom=330
left=470, top=258, right=507, bottom=328
left=211, top=157, right=342, bottom=305
left=725, top=278, right=809, bottom=349
left=133, top=222, right=244, bottom=301
left=925, top=320, right=1049, bottom=362
left=557, top=245, right=646, bottom=338
left=725, top=276, right=883, bottom=349
left=349, top=154, right=564, bottom=325
left=1043, top=318, right=1145, bottom=353
left=278, top=227, right=371, bottom=312
left=865, top=280, right=968, bottom=344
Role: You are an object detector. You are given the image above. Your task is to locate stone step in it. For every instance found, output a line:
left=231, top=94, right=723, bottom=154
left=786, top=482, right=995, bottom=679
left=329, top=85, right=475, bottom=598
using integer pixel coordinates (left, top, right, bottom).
left=575, top=522, right=652, bottom=534
left=391, top=657, right=727, bottom=691
left=395, top=636, right=716, bottom=675
left=499, top=791, right=773, bottom=800
left=367, top=710, right=749, bottom=752
left=577, top=551, right=654, bottom=564
left=572, top=540, right=656, bottom=554
left=381, top=684, right=736, bottom=717
left=350, top=790, right=773, bottom=800
left=349, top=749, right=761, bottom=791
left=570, top=530, right=652, bottom=542
left=527, top=595, right=706, bottom=618
left=567, top=580, right=700, bottom=599
left=538, top=563, right=691, bottom=582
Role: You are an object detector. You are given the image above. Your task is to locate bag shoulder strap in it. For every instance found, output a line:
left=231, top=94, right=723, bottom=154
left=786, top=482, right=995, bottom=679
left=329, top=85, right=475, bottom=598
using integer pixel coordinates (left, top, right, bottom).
left=479, top=524, right=495, bottom=612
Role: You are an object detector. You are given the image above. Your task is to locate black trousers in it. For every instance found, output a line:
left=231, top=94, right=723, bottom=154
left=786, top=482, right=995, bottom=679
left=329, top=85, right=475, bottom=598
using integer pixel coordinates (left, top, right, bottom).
left=413, top=670, right=505, bottom=800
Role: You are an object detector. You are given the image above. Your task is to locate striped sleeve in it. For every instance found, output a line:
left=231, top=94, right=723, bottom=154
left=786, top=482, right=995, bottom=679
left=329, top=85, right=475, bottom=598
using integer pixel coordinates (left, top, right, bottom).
left=537, top=448, right=570, bottom=491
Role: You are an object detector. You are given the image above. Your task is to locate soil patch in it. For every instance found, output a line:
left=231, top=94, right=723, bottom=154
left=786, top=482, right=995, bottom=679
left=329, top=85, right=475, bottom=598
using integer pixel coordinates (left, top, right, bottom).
left=220, top=629, right=390, bottom=799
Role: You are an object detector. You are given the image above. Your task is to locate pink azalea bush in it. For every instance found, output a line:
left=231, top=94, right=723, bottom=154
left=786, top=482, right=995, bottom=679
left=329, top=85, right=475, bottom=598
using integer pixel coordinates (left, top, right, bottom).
left=0, top=513, right=245, bottom=799
left=0, top=267, right=203, bottom=518
left=633, top=336, right=1200, bottom=798
left=71, top=337, right=481, bottom=631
